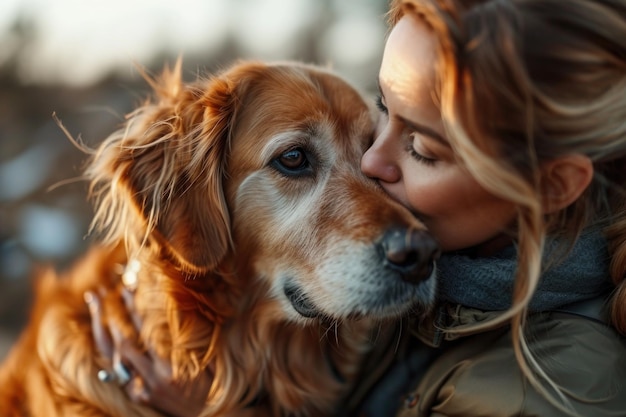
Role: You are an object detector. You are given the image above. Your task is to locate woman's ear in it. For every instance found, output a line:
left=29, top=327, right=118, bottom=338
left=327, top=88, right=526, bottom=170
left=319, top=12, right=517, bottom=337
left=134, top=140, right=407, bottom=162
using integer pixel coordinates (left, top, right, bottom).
left=540, top=154, right=593, bottom=214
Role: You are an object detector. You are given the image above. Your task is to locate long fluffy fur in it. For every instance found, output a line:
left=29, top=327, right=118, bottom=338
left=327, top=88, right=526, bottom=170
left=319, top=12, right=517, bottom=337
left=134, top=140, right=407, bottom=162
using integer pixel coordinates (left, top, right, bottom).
left=0, top=60, right=436, bottom=416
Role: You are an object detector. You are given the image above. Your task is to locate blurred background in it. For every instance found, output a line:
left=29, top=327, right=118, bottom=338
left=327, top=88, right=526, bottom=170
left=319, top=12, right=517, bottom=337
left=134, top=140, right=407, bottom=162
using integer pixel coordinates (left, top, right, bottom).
left=0, top=0, right=388, bottom=359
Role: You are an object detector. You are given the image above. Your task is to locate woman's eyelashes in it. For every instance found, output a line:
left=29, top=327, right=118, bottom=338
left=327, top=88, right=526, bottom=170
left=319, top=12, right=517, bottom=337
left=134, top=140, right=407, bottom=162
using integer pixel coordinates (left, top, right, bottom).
left=407, top=145, right=437, bottom=165
left=375, top=95, right=388, bottom=114
left=408, top=131, right=441, bottom=166
left=406, top=143, right=437, bottom=166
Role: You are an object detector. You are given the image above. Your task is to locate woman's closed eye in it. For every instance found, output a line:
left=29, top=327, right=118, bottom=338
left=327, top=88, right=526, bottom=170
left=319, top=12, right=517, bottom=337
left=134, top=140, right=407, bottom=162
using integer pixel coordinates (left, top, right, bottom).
left=376, top=94, right=440, bottom=166
left=407, top=133, right=438, bottom=166
left=406, top=143, right=437, bottom=165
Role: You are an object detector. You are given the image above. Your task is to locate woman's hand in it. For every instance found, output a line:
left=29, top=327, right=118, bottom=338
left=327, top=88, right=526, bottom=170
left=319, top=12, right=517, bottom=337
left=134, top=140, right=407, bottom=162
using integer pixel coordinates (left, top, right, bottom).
left=84, top=288, right=213, bottom=417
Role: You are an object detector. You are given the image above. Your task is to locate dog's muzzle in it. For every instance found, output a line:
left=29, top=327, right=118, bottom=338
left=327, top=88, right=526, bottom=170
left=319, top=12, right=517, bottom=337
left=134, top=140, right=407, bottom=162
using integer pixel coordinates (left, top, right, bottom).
left=378, top=228, right=440, bottom=283
left=284, top=227, right=440, bottom=320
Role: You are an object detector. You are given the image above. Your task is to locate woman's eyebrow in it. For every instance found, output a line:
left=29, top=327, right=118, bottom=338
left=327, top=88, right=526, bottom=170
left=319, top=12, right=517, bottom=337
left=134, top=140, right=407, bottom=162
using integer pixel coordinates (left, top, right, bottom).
left=399, top=116, right=449, bottom=146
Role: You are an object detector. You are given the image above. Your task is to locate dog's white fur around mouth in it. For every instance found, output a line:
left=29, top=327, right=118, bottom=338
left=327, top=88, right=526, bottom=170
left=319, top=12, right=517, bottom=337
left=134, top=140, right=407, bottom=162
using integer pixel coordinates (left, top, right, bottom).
left=282, top=262, right=437, bottom=321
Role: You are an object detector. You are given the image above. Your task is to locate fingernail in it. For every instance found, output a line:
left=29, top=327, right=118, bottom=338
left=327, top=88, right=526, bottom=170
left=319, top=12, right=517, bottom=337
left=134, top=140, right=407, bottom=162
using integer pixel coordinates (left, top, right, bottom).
left=84, top=291, right=96, bottom=305
left=138, top=388, right=150, bottom=402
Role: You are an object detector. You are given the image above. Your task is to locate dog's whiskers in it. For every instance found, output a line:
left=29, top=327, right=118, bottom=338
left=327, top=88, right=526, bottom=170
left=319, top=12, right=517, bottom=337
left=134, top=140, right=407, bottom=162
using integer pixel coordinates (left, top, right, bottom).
left=393, top=319, right=404, bottom=354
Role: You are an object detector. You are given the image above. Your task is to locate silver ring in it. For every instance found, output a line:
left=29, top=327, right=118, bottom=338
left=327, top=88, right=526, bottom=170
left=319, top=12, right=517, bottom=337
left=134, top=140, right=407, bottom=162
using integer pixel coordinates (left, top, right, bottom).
left=97, top=369, right=115, bottom=383
left=97, top=363, right=132, bottom=386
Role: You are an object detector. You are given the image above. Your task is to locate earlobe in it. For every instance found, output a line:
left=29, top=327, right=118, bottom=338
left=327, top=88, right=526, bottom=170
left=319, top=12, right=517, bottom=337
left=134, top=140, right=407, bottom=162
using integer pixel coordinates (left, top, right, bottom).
left=540, top=154, right=593, bottom=214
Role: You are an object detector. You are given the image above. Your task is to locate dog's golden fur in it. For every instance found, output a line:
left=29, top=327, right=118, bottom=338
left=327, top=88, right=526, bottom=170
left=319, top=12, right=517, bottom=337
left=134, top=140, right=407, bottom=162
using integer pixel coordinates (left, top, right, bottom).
left=0, top=60, right=436, bottom=416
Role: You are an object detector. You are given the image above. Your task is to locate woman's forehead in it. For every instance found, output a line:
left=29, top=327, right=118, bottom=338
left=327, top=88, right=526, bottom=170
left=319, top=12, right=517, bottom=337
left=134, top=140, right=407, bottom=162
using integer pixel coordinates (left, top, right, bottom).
left=380, top=16, right=438, bottom=108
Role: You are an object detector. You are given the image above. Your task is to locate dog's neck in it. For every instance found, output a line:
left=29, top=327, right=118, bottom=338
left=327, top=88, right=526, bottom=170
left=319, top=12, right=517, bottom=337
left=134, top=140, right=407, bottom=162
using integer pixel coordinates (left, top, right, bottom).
left=120, top=254, right=374, bottom=415
left=120, top=250, right=239, bottom=373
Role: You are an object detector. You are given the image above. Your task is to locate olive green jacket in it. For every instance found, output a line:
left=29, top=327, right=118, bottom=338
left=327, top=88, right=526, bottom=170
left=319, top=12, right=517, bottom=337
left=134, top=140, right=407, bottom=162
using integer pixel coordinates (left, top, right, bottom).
left=344, top=300, right=626, bottom=417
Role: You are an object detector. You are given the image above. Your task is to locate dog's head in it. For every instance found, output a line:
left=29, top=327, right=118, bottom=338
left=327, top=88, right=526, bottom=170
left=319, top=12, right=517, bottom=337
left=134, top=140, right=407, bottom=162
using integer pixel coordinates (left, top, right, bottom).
left=87, top=60, right=439, bottom=322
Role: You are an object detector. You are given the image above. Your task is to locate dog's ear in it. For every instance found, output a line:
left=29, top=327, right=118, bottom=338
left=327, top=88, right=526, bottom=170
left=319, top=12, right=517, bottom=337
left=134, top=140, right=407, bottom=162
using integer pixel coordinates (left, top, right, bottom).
left=88, top=62, right=246, bottom=273
left=154, top=70, right=239, bottom=273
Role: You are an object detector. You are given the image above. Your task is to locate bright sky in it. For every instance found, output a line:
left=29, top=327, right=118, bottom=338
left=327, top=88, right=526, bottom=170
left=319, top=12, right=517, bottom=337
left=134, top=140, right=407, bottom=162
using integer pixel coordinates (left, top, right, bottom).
left=0, top=0, right=385, bottom=87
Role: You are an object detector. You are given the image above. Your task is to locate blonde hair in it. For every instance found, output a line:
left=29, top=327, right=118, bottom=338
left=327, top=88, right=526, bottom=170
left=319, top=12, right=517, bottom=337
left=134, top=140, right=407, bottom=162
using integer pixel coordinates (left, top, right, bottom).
left=388, top=0, right=626, bottom=413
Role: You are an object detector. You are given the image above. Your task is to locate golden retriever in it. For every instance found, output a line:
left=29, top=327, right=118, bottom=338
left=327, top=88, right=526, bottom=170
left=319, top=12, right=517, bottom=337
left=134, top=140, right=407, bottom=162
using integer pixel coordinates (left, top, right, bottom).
left=0, top=60, right=439, bottom=417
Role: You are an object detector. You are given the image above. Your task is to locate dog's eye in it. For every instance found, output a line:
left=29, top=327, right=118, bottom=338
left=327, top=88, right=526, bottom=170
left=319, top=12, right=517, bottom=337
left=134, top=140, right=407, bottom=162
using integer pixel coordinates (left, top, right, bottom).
left=271, top=147, right=312, bottom=177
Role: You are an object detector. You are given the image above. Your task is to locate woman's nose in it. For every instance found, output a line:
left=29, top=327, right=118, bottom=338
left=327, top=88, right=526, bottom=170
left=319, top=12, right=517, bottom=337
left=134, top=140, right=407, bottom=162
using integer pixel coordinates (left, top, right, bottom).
left=361, top=131, right=400, bottom=183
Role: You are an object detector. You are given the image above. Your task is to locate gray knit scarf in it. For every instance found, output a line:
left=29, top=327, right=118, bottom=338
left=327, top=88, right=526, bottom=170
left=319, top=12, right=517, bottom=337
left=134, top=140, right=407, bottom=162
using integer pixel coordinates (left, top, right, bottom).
left=437, top=229, right=614, bottom=312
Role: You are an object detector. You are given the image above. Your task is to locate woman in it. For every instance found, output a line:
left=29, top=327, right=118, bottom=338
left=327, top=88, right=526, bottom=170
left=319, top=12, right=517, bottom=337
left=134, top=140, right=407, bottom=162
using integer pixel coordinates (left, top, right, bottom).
left=88, top=0, right=626, bottom=415
left=350, top=1, right=626, bottom=416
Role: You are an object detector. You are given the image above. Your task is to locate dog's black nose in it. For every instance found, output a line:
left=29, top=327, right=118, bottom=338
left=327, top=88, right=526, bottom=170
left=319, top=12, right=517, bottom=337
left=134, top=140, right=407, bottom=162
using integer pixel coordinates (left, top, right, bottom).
left=380, top=228, right=440, bottom=284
